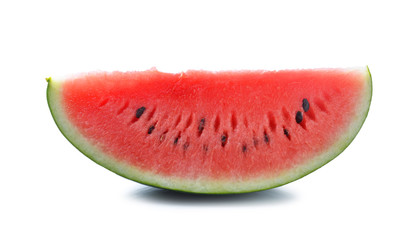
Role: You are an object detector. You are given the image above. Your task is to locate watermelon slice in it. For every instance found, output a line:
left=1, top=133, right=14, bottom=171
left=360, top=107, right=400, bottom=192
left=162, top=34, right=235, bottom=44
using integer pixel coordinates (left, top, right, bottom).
left=47, top=67, right=372, bottom=194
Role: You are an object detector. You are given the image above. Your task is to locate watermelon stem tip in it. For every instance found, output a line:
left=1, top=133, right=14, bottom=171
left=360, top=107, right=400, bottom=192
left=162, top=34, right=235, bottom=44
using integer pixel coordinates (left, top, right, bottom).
left=45, top=77, right=52, bottom=83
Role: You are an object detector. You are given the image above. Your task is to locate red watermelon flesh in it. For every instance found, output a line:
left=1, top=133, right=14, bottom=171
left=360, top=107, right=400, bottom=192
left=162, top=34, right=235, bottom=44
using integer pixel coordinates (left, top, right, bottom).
left=47, top=67, right=372, bottom=193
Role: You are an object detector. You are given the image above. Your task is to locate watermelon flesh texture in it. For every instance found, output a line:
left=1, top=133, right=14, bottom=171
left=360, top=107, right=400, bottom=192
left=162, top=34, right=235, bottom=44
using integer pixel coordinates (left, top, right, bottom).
left=47, top=67, right=372, bottom=193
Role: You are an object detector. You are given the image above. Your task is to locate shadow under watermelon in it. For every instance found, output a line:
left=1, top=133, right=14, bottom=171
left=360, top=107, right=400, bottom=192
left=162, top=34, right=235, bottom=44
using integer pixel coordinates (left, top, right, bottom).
left=130, top=186, right=295, bottom=206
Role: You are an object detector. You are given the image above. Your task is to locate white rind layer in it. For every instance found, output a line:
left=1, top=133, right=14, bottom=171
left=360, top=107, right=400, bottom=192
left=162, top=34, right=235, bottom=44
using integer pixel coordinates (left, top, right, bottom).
left=47, top=67, right=372, bottom=194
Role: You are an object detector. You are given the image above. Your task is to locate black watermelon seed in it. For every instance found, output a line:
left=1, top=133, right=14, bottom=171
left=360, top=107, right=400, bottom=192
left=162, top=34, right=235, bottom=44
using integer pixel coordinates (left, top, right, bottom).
left=136, top=107, right=146, bottom=118
left=221, top=134, right=227, bottom=146
left=147, top=125, right=155, bottom=134
left=283, top=128, right=289, bottom=137
left=242, top=145, right=247, bottom=153
left=174, top=137, right=179, bottom=145
left=302, top=98, right=310, bottom=112
left=198, top=118, right=205, bottom=133
left=264, top=133, right=270, bottom=143
left=296, top=111, right=303, bottom=124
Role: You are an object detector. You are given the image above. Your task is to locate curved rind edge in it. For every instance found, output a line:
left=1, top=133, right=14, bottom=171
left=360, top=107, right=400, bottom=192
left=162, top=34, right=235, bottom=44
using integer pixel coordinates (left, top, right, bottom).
left=47, top=67, right=372, bottom=194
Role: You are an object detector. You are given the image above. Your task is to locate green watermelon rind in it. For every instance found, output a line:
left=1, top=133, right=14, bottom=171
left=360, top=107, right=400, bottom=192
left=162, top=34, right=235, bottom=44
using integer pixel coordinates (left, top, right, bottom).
left=46, top=67, right=372, bottom=194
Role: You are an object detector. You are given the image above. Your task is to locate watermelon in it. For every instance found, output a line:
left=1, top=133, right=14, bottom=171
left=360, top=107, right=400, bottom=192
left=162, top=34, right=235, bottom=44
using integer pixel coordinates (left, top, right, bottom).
left=46, top=67, right=372, bottom=194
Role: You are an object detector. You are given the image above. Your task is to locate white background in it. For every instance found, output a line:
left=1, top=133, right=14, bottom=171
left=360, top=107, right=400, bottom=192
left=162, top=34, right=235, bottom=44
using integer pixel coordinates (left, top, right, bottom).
left=1, top=0, right=418, bottom=239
